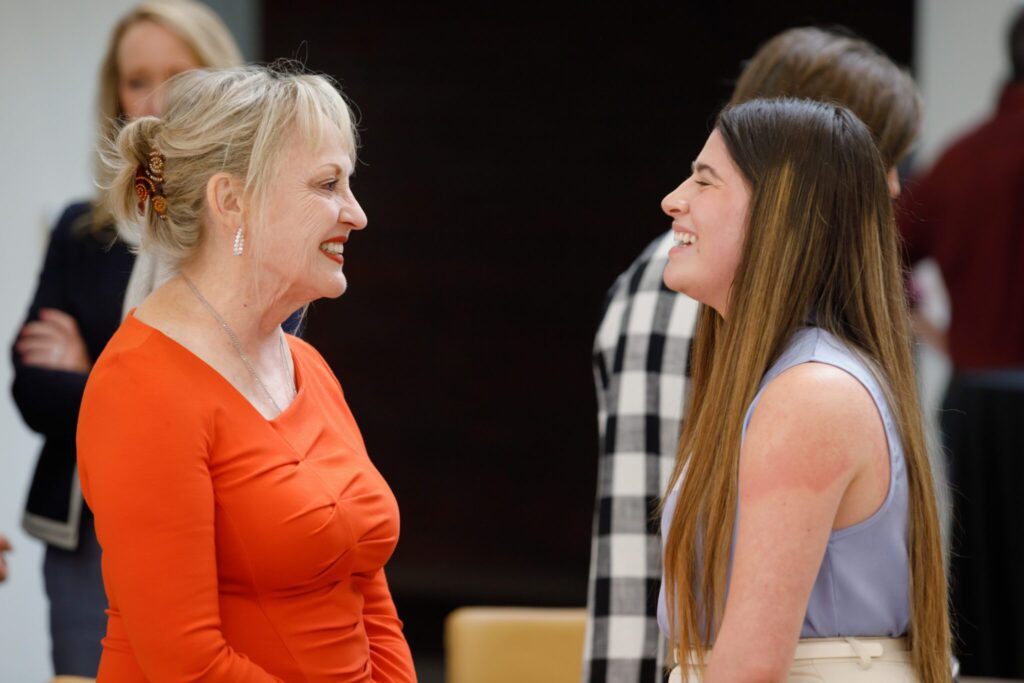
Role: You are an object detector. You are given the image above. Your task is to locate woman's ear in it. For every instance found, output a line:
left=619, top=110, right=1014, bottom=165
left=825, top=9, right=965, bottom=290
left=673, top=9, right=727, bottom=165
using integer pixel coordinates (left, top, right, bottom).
left=886, top=167, right=901, bottom=199
left=205, top=172, right=245, bottom=235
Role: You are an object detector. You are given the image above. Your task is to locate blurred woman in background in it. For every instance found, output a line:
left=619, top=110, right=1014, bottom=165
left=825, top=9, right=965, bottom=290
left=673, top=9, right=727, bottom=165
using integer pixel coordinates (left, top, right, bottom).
left=10, top=1, right=241, bottom=675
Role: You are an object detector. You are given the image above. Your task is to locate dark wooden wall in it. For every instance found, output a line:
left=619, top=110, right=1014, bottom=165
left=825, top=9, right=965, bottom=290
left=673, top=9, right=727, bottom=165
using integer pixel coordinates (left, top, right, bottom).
left=262, top=1, right=914, bottom=656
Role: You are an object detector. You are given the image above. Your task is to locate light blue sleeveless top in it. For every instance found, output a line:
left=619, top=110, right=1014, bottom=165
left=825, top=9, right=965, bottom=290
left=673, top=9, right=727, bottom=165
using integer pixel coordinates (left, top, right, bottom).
left=657, top=327, right=910, bottom=640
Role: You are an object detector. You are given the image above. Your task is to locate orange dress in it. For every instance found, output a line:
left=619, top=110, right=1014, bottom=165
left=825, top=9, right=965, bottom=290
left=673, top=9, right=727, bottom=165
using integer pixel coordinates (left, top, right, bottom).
left=77, top=313, right=416, bottom=682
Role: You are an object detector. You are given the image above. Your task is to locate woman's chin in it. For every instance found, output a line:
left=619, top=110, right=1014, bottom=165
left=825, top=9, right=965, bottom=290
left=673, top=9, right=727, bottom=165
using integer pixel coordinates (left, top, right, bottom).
left=662, top=270, right=716, bottom=311
left=662, top=266, right=691, bottom=297
left=323, top=283, right=348, bottom=300
left=317, top=273, right=348, bottom=300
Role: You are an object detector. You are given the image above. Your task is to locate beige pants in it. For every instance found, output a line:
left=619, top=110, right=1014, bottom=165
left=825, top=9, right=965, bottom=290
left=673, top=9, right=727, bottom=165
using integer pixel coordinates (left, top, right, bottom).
left=669, top=637, right=915, bottom=682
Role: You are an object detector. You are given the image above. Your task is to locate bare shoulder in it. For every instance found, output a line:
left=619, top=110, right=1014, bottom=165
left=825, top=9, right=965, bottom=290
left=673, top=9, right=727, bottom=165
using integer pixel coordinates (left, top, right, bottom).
left=741, top=362, right=882, bottom=498
left=751, top=362, right=878, bottom=437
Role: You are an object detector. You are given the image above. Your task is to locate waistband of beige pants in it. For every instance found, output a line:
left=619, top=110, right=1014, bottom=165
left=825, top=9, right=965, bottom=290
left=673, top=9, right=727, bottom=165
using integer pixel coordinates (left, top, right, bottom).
left=678, top=637, right=909, bottom=666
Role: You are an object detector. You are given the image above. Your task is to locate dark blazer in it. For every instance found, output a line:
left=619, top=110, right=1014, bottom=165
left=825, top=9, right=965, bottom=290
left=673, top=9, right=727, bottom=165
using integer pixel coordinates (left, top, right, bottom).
left=12, top=202, right=134, bottom=549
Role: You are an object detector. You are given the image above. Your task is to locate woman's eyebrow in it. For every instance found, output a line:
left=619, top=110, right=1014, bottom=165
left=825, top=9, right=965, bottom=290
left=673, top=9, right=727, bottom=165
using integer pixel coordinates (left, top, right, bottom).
left=318, top=161, right=356, bottom=177
left=691, top=160, right=722, bottom=182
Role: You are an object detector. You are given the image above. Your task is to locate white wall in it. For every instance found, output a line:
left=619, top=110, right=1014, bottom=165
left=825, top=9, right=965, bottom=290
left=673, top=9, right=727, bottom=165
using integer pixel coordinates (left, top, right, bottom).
left=0, top=2, right=254, bottom=679
left=914, top=0, right=1024, bottom=168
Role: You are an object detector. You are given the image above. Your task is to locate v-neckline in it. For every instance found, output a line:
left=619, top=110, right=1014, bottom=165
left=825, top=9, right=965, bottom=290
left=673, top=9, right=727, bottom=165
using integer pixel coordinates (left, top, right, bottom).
left=126, top=310, right=303, bottom=424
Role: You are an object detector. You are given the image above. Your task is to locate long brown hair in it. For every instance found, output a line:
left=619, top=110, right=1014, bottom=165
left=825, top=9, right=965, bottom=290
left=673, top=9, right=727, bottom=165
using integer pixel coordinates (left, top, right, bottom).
left=661, top=99, right=950, bottom=682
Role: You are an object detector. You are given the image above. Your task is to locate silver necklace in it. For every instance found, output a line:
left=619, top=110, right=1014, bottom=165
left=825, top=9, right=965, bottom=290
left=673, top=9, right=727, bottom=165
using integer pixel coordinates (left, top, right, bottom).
left=182, top=274, right=294, bottom=414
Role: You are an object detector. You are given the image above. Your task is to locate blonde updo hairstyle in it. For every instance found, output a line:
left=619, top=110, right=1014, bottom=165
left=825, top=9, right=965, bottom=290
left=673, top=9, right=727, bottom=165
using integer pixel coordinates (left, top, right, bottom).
left=104, top=65, right=358, bottom=268
left=90, top=0, right=243, bottom=232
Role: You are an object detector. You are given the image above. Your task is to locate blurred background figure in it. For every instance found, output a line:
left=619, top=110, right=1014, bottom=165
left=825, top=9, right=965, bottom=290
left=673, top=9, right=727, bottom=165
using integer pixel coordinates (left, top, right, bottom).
left=9, top=1, right=241, bottom=676
left=0, top=534, right=11, bottom=582
left=897, top=6, right=1024, bottom=679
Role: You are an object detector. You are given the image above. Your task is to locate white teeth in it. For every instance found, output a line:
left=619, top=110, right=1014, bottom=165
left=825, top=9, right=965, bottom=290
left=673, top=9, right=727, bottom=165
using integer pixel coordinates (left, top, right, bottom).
left=320, top=242, right=344, bottom=254
left=673, top=232, right=697, bottom=246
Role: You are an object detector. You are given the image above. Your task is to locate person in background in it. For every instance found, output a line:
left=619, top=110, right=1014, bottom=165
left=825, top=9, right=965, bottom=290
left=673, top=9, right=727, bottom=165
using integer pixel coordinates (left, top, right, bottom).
left=0, top=534, right=11, bottom=582
left=10, top=1, right=241, bottom=676
left=583, top=27, right=921, bottom=682
left=897, top=7, right=1024, bottom=678
left=658, top=96, right=950, bottom=682
left=899, top=7, right=1024, bottom=371
left=78, top=64, right=414, bottom=682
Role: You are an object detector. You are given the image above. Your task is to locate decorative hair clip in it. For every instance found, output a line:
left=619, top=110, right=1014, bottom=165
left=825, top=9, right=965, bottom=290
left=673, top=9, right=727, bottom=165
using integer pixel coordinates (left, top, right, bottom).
left=134, top=149, right=168, bottom=218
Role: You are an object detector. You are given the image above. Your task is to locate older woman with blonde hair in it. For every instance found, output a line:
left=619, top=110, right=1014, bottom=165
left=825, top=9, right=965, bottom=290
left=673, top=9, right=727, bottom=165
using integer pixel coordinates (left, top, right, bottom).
left=11, top=1, right=240, bottom=676
left=77, top=64, right=416, bottom=682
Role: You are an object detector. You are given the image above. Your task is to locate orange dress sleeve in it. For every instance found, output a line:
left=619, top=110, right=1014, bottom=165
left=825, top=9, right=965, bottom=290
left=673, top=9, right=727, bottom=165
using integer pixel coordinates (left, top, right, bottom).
left=78, top=349, right=282, bottom=682
left=358, top=569, right=415, bottom=682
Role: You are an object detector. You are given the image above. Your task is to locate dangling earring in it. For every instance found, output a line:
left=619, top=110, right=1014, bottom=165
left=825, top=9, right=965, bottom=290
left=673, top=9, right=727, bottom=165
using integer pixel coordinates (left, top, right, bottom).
left=232, top=227, right=245, bottom=256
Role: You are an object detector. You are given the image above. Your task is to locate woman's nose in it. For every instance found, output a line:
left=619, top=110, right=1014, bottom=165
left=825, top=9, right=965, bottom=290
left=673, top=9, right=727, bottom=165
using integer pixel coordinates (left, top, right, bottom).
left=661, top=185, right=690, bottom=217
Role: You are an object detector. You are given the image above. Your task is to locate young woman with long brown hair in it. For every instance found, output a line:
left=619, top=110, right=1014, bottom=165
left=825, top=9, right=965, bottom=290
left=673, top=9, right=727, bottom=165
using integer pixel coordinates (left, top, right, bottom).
left=658, top=98, right=951, bottom=682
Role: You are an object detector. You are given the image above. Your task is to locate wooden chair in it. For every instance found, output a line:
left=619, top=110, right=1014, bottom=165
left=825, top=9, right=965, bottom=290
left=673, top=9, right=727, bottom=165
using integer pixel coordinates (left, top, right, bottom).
left=445, top=607, right=587, bottom=683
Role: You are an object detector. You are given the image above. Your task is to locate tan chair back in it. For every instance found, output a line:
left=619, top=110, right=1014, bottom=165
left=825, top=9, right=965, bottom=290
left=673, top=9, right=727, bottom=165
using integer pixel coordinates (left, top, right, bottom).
left=445, top=606, right=587, bottom=683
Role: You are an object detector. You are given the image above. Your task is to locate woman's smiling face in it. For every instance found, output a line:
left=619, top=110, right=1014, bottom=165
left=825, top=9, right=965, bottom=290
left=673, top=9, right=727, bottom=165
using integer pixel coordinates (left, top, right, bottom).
left=661, top=128, right=751, bottom=318
left=256, top=121, right=367, bottom=305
